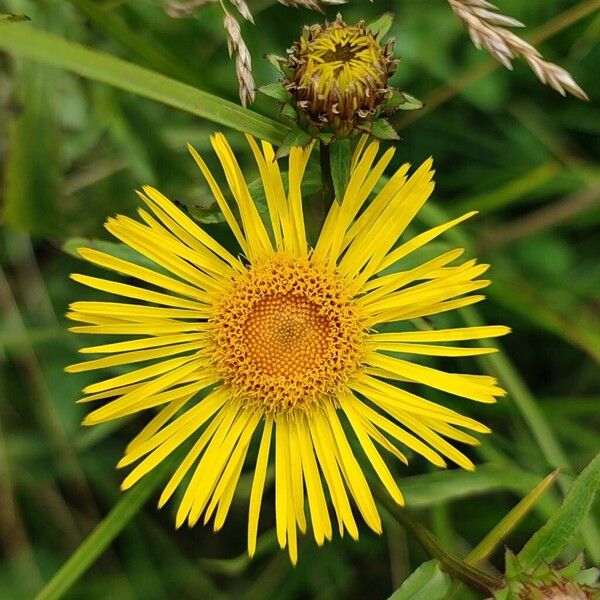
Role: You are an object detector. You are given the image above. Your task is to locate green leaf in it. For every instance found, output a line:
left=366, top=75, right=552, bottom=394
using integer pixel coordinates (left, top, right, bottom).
left=0, top=24, right=289, bottom=144
left=5, top=64, right=62, bottom=237
left=274, top=127, right=312, bottom=160
left=259, top=82, right=292, bottom=103
left=518, top=452, right=600, bottom=569
left=329, top=139, right=351, bottom=202
left=388, top=560, right=450, bottom=600
left=280, top=102, right=298, bottom=122
left=367, top=13, right=395, bottom=39
left=371, top=118, right=400, bottom=140
left=397, top=92, right=424, bottom=111
left=265, top=53, right=289, bottom=76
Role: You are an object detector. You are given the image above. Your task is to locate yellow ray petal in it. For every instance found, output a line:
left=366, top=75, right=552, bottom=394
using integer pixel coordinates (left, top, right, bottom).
left=287, top=144, right=314, bottom=257
left=324, top=404, right=381, bottom=534
left=127, top=394, right=193, bottom=455
left=77, top=247, right=211, bottom=301
left=341, top=394, right=404, bottom=506
left=70, top=300, right=208, bottom=321
left=367, top=342, right=498, bottom=357
left=119, top=387, right=229, bottom=468
left=188, top=144, right=249, bottom=255
left=297, top=416, right=332, bottom=545
left=313, top=140, right=380, bottom=263
left=275, top=417, right=290, bottom=549
left=136, top=207, right=236, bottom=285
left=106, top=216, right=222, bottom=294
left=391, top=409, right=475, bottom=471
left=375, top=211, right=478, bottom=275
left=351, top=398, right=447, bottom=468
left=83, top=360, right=205, bottom=425
left=79, top=333, right=207, bottom=355
left=211, top=133, right=273, bottom=260
left=248, top=418, right=273, bottom=558
left=245, top=135, right=284, bottom=248
left=82, top=354, right=197, bottom=396
left=368, top=326, right=511, bottom=343
left=175, top=401, right=242, bottom=528
left=205, top=411, right=261, bottom=529
left=67, top=340, right=203, bottom=374
left=159, top=407, right=229, bottom=509
left=186, top=405, right=252, bottom=527
left=69, top=321, right=208, bottom=336
left=120, top=389, right=229, bottom=491
left=366, top=352, right=503, bottom=403
left=360, top=248, right=465, bottom=301
left=311, top=413, right=359, bottom=539
left=343, top=159, right=435, bottom=288
left=384, top=294, right=486, bottom=323
left=286, top=419, right=307, bottom=533
left=351, top=374, right=490, bottom=432
left=140, top=185, right=242, bottom=271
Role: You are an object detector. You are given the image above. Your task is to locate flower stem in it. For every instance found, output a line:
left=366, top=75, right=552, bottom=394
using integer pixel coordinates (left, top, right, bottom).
left=374, top=485, right=503, bottom=595
left=319, top=141, right=335, bottom=213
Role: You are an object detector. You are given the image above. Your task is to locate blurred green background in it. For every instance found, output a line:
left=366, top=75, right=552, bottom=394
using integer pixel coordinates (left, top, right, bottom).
left=0, top=0, right=598, bottom=598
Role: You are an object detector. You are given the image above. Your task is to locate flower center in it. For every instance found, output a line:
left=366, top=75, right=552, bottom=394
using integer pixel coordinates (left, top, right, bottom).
left=212, top=256, right=363, bottom=414
left=321, top=44, right=359, bottom=64
left=296, top=24, right=387, bottom=96
left=243, top=293, right=330, bottom=377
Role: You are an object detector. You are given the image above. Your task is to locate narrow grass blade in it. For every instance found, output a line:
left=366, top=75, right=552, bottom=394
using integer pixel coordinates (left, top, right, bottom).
left=0, top=25, right=289, bottom=144
left=519, top=452, right=600, bottom=570
left=36, top=460, right=171, bottom=600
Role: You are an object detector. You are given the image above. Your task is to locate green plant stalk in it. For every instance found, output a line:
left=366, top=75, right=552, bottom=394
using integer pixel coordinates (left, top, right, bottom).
left=444, top=470, right=559, bottom=600
left=375, top=487, right=503, bottom=595
left=36, top=460, right=172, bottom=600
left=0, top=25, right=289, bottom=144
left=319, top=142, right=335, bottom=212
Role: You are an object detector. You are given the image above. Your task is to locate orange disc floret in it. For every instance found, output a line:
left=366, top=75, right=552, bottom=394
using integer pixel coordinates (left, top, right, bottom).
left=211, top=254, right=364, bottom=414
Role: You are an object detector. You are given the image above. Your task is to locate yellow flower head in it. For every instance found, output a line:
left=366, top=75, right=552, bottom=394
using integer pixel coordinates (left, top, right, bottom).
left=288, top=17, right=397, bottom=136
left=68, top=133, right=508, bottom=564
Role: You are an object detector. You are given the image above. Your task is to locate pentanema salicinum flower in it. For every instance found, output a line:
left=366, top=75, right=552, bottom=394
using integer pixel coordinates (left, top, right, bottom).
left=67, top=133, right=508, bottom=564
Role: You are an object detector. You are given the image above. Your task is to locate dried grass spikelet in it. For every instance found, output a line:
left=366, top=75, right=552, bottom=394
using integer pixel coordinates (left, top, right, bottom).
left=223, top=11, right=256, bottom=106
left=448, top=0, right=588, bottom=100
left=164, top=0, right=217, bottom=18
left=277, top=0, right=347, bottom=11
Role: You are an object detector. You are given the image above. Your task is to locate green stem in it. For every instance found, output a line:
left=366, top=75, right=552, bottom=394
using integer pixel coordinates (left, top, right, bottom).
left=319, top=142, right=335, bottom=213
left=374, top=487, right=503, bottom=595
left=36, top=462, right=171, bottom=600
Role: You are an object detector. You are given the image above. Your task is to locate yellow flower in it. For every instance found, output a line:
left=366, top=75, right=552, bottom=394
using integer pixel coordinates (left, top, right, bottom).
left=67, top=133, right=508, bottom=564
left=288, top=17, right=397, bottom=136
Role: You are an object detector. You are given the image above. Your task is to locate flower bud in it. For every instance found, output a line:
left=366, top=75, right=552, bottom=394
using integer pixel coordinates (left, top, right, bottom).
left=286, top=16, right=397, bottom=137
